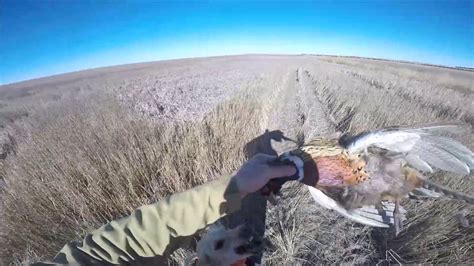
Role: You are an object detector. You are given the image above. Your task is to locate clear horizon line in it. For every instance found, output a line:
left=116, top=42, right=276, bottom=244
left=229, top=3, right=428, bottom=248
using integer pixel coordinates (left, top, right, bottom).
left=1, top=53, right=473, bottom=87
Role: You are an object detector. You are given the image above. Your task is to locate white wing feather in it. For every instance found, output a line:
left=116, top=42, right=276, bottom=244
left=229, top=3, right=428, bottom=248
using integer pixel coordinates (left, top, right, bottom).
left=311, top=123, right=472, bottom=228
left=347, top=131, right=420, bottom=154
left=344, top=124, right=473, bottom=175
left=405, top=154, right=434, bottom=173
left=307, top=186, right=390, bottom=228
left=353, top=202, right=406, bottom=225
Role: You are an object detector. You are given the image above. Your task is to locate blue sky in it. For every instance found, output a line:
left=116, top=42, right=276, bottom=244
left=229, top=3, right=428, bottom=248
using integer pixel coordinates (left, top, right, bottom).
left=1, top=0, right=473, bottom=85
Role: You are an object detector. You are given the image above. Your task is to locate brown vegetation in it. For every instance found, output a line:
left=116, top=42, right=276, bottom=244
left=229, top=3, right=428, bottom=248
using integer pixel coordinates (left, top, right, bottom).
left=0, top=55, right=473, bottom=264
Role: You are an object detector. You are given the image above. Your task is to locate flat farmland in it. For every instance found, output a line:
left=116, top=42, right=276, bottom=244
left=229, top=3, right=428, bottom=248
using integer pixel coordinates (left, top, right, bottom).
left=1, top=55, right=473, bottom=264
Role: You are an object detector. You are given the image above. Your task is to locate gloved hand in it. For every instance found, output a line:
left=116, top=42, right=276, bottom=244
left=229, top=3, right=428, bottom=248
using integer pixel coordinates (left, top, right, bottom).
left=232, top=153, right=297, bottom=198
left=260, top=151, right=319, bottom=196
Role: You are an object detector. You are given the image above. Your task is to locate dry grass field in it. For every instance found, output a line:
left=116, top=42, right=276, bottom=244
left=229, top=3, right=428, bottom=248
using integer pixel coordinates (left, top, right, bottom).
left=0, top=54, right=473, bottom=264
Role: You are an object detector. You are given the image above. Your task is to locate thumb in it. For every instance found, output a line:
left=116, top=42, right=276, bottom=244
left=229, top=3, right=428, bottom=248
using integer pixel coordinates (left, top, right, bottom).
left=267, top=165, right=297, bottom=179
left=254, top=153, right=278, bottom=162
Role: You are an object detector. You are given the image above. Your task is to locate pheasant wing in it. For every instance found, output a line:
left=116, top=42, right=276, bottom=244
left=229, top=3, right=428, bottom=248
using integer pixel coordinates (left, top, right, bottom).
left=340, top=123, right=473, bottom=175
left=307, top=185, right=401, bottom=227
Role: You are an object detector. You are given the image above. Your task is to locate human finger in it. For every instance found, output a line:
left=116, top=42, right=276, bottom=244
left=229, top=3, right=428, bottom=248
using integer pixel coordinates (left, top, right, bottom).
left=267, top=165, right=297, bottom=180
left=253, top=153, right=278, bottom=163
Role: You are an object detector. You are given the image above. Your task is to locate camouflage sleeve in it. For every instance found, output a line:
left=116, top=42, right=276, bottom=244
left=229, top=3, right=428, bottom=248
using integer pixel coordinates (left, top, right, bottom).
left=44, top=175, right=241, bottom=265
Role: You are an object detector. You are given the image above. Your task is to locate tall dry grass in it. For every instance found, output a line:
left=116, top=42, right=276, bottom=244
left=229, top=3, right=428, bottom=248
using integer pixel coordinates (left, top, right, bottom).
left=1, top=86, right=380, bottom=265
left=1, top=55, right=473, bottom=265
left=0, top=92, right=261, bottom=263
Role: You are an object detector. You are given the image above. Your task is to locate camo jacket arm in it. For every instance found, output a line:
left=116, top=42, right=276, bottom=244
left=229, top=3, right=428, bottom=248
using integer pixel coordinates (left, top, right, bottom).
left=42, top=175, right=241, bottom=265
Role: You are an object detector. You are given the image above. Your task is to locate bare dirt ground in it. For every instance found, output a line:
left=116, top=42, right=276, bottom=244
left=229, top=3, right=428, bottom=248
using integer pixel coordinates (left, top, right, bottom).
left=0, top=54, right=473, bottom=264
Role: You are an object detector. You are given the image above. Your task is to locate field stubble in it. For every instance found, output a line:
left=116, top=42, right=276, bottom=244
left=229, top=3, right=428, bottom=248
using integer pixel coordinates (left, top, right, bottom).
left=0, top=55, right=473, bottom=264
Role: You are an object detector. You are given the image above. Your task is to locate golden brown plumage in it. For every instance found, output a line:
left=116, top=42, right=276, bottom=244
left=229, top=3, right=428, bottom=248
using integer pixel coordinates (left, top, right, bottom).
left=299, top=139, right=370, bottom=186
left=284, top=123, right=474, bottom=233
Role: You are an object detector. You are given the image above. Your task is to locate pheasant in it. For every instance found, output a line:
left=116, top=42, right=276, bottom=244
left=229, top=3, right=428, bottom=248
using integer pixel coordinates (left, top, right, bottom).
left=270, top=123, right=474, bottom=234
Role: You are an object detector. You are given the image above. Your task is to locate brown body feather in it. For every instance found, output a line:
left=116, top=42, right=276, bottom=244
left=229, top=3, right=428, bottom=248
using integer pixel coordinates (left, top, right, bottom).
left=288, top=137, right=474, bottom=210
